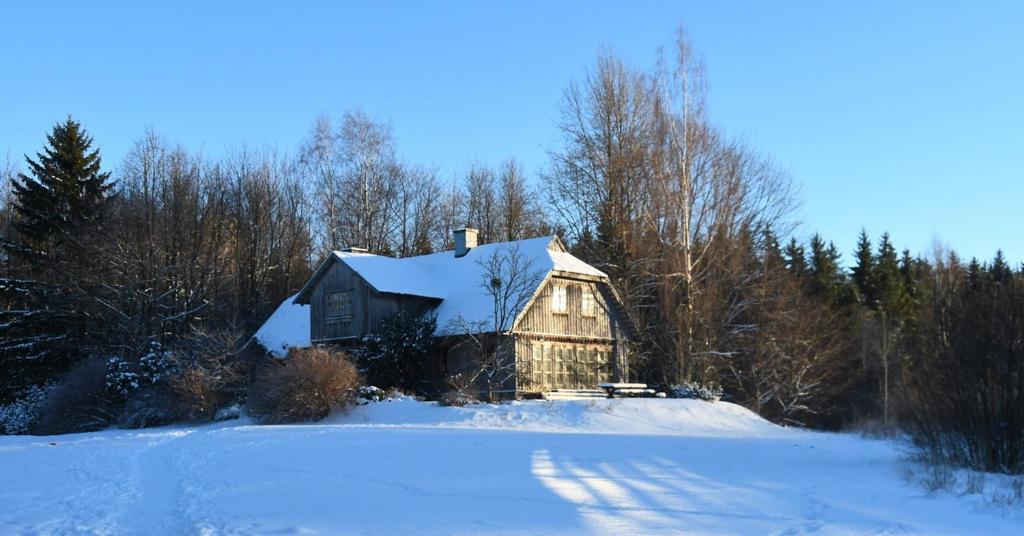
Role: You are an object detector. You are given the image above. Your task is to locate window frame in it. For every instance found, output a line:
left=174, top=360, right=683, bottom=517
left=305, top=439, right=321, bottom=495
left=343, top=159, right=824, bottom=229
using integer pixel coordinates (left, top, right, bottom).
left=581, top=287, right=597, bottom=317
left=326, top=290, right=353, bottom=320
left=551, top=284, right=569, bottom=314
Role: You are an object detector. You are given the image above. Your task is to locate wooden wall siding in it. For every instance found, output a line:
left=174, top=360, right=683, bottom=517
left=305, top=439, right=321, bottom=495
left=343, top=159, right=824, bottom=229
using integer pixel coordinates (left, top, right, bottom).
left=515, top=337, right=618, bottom=390
left=310, top=260, right=437, bottom=343
left=515, top=276, right=630, bottom=342
left=512, top=276, right=632, bottom=390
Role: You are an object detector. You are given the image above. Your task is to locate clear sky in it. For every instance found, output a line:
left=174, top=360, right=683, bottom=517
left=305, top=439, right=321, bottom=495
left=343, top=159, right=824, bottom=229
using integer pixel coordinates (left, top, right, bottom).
left=2, top=1, right=1021, bottom=265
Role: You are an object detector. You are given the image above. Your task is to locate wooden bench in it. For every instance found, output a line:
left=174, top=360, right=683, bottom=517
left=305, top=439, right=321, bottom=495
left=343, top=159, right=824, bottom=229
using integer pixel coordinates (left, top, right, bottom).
left=597, top=383, right=655, bottom=398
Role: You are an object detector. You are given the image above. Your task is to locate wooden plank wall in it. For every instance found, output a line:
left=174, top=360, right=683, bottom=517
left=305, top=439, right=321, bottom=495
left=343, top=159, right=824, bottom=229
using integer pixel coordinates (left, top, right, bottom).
left=513, top=276, right=632, bottom=390
left=515, top=276, right=629, bottom=341
left=310, top=260, right=437, bottom=342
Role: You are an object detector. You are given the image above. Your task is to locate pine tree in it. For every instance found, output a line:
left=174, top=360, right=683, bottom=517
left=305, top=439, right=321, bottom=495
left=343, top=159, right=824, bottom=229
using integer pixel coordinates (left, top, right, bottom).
left=0, top=118, right=115, bottom=395
left=851, top=230, right=875, bottom=305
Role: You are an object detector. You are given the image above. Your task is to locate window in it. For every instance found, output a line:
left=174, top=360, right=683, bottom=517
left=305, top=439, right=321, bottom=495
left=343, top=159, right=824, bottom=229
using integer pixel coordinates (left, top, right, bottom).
left=581, top=287, right=597, bottom=317
left=552, top=285, right=568, bottom=314
left=544, top=346, right=554, bottom=386
left=326, top=291, right=352, bottom=319
left=532, top=345, right=543, bottom=386
left=556, top=348, right=566, bottom=385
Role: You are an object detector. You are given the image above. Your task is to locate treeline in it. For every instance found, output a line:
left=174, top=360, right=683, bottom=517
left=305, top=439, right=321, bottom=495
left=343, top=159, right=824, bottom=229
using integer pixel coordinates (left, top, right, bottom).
left=535, top=32, right=1021, bottom=472
left=1, top=30, right=1020, bottom=473
left=0, top=113, right=550, bottom=402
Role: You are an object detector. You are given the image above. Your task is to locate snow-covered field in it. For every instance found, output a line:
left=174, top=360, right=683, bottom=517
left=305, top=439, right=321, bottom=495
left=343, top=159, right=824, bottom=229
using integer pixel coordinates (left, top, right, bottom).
left=1, top=399, right=1020, bottom=535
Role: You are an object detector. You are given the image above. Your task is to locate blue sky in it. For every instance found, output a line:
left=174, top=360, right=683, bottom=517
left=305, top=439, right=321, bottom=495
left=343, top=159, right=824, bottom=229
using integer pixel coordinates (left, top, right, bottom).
left=1, top=1, right=1021, bottom=264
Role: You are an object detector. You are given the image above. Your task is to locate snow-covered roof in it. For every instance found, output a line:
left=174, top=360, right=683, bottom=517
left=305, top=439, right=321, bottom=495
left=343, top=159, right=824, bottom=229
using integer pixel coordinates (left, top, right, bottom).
left=251, top=292, right=310, bottom=357
left=296, top=235, right=608, bottom=336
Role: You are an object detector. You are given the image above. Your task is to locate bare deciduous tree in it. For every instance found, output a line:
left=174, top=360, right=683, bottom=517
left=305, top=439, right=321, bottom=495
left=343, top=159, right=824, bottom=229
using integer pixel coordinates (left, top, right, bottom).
left=544, top=30, right=798, bottom=386
left=446, top=245, right=544, bottom=401
left=464, top=163, right=499, bottom=244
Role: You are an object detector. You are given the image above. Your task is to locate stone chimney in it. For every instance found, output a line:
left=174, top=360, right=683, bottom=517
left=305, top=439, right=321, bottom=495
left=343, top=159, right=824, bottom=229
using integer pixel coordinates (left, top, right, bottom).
left=454, top=228, right=478, bottom=258
left=340, top=246, right=368, bottom=253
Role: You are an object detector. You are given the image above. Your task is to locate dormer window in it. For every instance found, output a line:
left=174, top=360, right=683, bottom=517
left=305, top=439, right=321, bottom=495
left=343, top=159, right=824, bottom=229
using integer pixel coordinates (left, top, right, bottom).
left=552, top=285, right=568, bottom=314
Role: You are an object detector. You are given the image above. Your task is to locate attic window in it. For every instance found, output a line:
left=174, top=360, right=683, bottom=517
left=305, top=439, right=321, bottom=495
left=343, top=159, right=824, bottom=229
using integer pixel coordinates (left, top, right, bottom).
left=581, top=287, right=597, bottom=317
left=326, top=291, right=352, bottom=320
left=552, top=285, right=568, bottom=314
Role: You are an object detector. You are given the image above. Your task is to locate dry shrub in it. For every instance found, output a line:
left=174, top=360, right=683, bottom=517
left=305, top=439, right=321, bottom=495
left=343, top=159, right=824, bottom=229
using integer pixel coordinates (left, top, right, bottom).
left=171, top=367, right=235, bottom=421
left=168, top=329, right=247, bottom=422
left=439, top=371, right=479, bottom=407
left=246, top=347, right=362, bottom=424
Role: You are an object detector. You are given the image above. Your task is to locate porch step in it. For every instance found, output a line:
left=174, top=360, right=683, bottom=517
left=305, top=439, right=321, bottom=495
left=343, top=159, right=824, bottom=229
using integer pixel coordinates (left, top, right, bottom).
left=543, top=388, right=608, bottom=401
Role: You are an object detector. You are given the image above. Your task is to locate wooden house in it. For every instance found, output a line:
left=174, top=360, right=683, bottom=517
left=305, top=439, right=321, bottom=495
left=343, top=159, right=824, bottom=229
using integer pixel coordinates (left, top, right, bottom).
left=290, top=229, right=634, bottom=397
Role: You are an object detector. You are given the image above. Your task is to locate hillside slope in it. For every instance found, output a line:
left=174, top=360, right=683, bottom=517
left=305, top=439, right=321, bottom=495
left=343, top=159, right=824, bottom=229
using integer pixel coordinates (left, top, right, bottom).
left=0, top=399, right=1019, bottom=534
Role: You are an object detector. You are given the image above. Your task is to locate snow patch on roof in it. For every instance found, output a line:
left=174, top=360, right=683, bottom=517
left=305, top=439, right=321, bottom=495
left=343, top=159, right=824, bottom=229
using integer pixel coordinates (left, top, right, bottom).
left=252, top=293, right=310, bottom=357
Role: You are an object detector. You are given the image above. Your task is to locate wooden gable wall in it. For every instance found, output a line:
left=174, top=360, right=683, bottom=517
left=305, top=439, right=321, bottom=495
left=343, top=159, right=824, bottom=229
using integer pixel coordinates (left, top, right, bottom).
left=513, top=275, right=631, bottom=342
left=309, top=259, right=438, bottom=343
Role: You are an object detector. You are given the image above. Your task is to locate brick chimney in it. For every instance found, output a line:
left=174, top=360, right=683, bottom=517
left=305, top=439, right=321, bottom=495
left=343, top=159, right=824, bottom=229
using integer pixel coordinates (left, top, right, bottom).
left=454, top=228, right=478, bottom=258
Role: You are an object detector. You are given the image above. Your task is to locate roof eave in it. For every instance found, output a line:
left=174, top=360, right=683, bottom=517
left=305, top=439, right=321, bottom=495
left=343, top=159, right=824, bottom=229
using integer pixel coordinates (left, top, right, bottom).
left=294, top=254, right=339, bottom=304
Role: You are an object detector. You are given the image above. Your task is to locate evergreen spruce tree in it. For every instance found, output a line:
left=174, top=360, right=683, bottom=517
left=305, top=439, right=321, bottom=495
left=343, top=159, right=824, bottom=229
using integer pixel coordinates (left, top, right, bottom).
left=851, top=230, right=875, bottom=305
left=5, top=117, right=113, bottom=264
left=991, top=250, right=1012, bottom=283
left=761, top=229, right=785, bottom=272
left=0, top=117, right=115, bottom=395
left=875, top=232, right=909, bottom=318
left=966, top=257, right=985, bottom=290
left=809, top=234, right=843, bottom=303
left=783, top=237, right=807, bottom=277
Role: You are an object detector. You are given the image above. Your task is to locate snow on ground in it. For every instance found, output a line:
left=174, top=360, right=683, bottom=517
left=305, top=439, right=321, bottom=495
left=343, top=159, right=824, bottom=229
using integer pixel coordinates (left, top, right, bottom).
left=0, top=399, right=1020, bottom=535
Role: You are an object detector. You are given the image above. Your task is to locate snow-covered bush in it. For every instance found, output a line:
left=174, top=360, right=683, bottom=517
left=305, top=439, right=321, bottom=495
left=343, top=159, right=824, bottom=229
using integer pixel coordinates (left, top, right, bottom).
left=246, top=346, right=362, bottom=423
left=667, top=382, right=723, bottom=402
left=139, top=341, right=177, bottom=383
left=105, top=356, right=142, bottom=400
left=350, top=313, right=437, bottom=394
left=356, top=386, right=387, bottom=404
left=0, top=385, right=50, bottom=435
left=106, top=342, right=179, bottom=400
left=438, top=391, right=477, bottom=407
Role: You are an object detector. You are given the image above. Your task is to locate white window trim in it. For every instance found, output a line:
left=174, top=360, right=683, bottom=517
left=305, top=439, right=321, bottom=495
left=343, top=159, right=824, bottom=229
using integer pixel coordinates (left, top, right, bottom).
left=581, top=288, right=597, bottom=317
left=552, top=285, right=568, bottom=314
